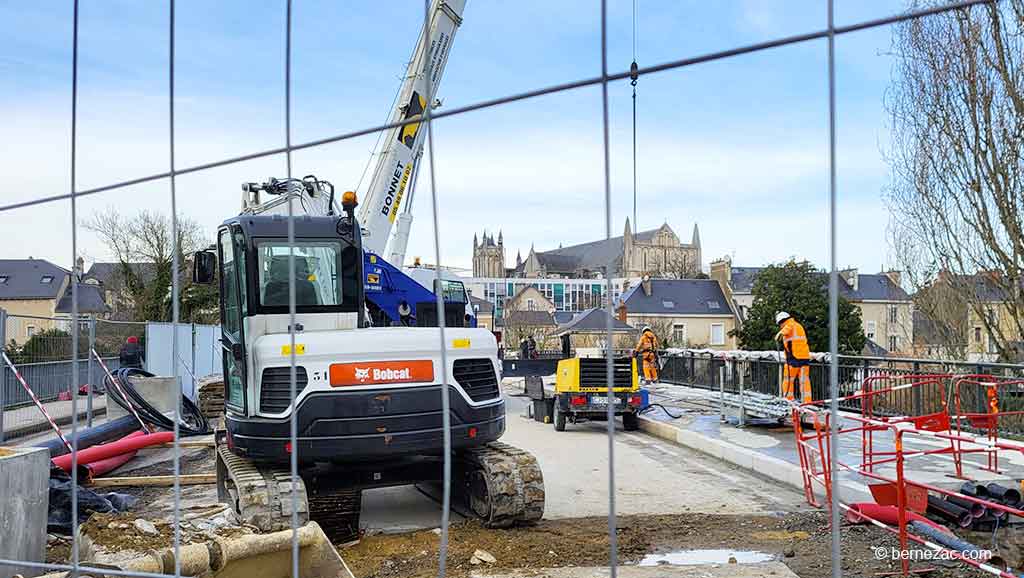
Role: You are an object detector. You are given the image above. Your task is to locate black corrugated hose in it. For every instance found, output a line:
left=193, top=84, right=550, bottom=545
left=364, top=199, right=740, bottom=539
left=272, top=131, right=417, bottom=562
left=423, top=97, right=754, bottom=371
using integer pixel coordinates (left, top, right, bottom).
left=105, top=367, right=210, bottom=436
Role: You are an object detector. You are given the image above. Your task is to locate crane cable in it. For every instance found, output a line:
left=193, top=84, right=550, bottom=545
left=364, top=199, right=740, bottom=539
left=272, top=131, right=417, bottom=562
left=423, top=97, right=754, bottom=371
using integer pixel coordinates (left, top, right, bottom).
left=630, top=0, right=639, bottom=231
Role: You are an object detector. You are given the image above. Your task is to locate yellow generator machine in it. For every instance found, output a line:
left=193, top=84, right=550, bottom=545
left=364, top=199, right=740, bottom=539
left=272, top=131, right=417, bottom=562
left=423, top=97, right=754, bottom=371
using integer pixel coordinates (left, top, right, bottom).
left=553, top=357, right=641, bottom=431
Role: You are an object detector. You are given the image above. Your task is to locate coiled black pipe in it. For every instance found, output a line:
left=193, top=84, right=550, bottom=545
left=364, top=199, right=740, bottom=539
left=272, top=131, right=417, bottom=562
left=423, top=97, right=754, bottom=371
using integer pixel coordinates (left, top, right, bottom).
left=104, top=367, right=209, bottom=436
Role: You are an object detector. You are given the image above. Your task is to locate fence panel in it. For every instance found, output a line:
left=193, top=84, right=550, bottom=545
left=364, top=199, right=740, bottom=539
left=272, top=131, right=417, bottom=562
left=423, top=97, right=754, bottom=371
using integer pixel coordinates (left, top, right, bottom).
left=145, top=322, right=222, bottom=400
left=1, top=313, right=120, bottom=440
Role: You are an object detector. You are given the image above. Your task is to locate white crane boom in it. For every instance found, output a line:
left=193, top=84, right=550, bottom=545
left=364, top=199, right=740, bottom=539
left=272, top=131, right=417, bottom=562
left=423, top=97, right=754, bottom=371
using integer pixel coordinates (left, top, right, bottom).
left=357, top=0, right=466, bottom=262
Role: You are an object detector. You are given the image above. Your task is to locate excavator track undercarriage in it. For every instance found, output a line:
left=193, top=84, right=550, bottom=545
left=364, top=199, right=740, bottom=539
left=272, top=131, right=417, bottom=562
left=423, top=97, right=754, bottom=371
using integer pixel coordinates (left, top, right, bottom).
left=216, top=440, right=544, bottom=543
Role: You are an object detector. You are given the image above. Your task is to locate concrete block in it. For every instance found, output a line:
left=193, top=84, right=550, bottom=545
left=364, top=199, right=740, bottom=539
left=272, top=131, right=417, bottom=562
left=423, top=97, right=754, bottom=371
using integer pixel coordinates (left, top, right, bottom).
left=109, top=376, right=180, bottom=423
left=0, top=446, right=49, bottom=578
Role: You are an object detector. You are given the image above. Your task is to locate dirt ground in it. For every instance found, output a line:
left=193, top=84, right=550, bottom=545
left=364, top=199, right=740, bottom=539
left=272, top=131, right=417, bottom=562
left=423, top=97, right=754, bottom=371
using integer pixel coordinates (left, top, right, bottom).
left=341, top=511, right=990, bottom=578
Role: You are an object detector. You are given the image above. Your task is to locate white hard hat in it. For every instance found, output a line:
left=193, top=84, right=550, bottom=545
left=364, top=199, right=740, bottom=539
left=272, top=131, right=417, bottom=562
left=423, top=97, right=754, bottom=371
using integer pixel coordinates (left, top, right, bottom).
left=775, top=311, right=791, bottom=324
left=642, top=325, right=652, bottom=333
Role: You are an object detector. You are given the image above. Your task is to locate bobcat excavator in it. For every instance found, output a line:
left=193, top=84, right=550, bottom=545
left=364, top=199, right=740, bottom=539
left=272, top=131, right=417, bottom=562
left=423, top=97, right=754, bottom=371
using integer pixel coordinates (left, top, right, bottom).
left=191, top=0, right=544, bottom=544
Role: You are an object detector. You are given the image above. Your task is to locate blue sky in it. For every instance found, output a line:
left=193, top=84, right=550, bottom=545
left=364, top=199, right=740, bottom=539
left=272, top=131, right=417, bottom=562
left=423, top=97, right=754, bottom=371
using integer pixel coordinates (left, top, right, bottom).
left=1, top=0, right=916, bottom=275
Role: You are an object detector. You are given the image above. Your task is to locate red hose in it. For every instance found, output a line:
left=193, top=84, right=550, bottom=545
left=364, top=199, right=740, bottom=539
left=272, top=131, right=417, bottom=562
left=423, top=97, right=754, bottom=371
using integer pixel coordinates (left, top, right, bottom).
left=52, top=431, right=175, bottom=472
left=79, top=450, right=138, bottom=481
left=74, top=430, right=149, bottom=480
left=846, top=502, right=948, bottom=533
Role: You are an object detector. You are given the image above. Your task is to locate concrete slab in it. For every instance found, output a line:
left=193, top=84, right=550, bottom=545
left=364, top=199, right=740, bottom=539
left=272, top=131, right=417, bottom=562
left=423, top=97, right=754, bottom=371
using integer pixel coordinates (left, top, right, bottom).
left=0, top=445, right=49, bottom=578
left=472, top=562, right=799, bottom=578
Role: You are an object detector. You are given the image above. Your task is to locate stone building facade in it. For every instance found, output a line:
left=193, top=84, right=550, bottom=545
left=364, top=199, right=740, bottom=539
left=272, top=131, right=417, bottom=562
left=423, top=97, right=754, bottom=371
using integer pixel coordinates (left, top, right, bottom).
left=472, top=219, right=701, bottom=280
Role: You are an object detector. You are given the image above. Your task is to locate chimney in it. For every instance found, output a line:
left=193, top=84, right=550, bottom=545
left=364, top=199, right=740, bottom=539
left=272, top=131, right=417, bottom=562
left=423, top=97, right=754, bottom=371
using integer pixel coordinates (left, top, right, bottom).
left=616, top=302, right=627, bottom=323
left=883, top=270, right=901, bottom=288
left=641, top=275, right=652, bottom=297
left=840, top=268, right=858, bottom=291
left=75, top=257, right=85, bottom=279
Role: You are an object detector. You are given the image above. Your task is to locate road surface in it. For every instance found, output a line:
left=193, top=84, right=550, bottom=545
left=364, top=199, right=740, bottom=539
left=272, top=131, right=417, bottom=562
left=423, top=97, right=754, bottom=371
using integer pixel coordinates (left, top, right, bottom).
left=360, top=388, right=805, bottom=532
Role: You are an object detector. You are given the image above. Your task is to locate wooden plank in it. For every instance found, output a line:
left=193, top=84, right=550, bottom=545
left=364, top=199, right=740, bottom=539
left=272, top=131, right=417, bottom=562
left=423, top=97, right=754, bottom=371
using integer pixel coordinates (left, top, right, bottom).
left=87, top=474, right=217, bottom=488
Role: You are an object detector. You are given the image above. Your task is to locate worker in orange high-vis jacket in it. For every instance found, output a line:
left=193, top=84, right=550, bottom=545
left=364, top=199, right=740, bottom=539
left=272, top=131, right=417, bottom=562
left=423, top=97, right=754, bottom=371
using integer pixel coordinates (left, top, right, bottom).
left=634, top=325, right=660, bottom=384
left=774, top=311, right=812, bottom=403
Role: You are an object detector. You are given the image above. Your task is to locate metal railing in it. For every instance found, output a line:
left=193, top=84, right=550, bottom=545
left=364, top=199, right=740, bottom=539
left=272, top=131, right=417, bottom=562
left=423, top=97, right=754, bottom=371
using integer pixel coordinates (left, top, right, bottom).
left=661, top=350, right=1024, bottom=434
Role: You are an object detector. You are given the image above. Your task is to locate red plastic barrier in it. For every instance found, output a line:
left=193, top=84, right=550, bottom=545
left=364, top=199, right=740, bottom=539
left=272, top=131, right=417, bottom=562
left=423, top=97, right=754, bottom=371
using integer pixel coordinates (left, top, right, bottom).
left=845, top=502, right=947, bottom=533
left=52, top=431, right=175, bottom=472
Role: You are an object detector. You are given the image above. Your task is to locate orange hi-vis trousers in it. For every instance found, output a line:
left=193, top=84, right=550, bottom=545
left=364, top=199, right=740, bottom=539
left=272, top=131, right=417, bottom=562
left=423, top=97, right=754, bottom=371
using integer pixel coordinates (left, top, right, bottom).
left=783, top=363, right=812, bottom=403
left=641, top=353, right=659, bottom=382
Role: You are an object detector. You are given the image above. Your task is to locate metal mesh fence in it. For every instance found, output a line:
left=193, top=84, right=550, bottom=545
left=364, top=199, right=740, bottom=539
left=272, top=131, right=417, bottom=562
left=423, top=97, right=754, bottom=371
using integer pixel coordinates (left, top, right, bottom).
left=0, top=1, right=1002, bottom=578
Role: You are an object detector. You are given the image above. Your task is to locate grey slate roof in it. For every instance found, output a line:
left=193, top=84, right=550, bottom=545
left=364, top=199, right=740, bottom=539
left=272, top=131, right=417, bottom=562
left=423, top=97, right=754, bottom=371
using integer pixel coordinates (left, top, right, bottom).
left=55, top=283, right=110, bottom=314
left=730, top=267, right=764, bottom=293
left=555, top=308, right=634, bottom=336
left=729, top=265, right=910, bottom=302
left=84, top=262, right=158, bottom=285
left=840, top=274, right=910, bottom=301
left=534, top=227, right=661, bottom=275
left=552, top=311, right=577, bottom=325
left=622, top=279, right=732, bottom=315
left=0, top=259, right=68, bottom=300
left=505, top=310, right=557, bottom=327
left=862, top=339, right=890, bottom=357
left=469, top=295, right=493, bottom=315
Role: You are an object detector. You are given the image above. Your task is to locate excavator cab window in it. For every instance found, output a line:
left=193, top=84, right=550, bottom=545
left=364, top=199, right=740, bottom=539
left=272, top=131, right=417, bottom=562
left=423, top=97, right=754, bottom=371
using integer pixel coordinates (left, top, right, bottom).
left=219, top=227, right=248, bottom=412
left=255, top=240, right=343, bottom=308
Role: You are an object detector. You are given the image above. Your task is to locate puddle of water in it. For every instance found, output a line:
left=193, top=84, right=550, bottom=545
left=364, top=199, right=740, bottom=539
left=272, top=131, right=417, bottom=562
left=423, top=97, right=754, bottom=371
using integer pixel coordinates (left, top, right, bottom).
left=637, top=549, right=775, bottom=566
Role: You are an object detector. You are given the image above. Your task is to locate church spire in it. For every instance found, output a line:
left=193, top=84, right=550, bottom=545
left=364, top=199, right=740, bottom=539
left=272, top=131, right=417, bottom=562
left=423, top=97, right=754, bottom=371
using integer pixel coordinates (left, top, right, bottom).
left=691, top=223, right=701, bottom=247
left=624, top=217, right=632, bottom=238
left=498, top=230, right=503, bottom=245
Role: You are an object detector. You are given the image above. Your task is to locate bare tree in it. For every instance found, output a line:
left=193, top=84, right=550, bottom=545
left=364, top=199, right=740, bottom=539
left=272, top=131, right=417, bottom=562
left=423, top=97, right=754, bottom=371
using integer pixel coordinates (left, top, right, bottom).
left=85, top=208, right=214, bottom=322
left=647, top=250, right=703, bottom=279
left=886, top=0, right=1024, bottom=360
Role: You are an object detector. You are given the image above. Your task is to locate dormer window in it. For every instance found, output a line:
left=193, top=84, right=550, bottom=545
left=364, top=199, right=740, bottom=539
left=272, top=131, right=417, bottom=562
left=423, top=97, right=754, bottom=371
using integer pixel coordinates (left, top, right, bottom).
left=662, top=300, right=675, bottom=309
left=41, top=275, right=54, bottom=284
left=0, top=275, right=8, bottom=284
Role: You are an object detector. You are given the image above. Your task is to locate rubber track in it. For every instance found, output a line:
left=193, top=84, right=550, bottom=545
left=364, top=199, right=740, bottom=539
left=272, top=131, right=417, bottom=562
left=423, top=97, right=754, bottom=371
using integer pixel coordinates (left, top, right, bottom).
left=462, top=441, right=545, bottom=527
left=216, top=444, right=309, bottom=532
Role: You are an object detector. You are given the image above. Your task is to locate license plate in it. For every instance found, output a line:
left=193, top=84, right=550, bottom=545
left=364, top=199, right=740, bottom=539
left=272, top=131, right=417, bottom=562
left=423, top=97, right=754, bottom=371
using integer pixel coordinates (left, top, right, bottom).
left=590, top=396, right=620, bottom=405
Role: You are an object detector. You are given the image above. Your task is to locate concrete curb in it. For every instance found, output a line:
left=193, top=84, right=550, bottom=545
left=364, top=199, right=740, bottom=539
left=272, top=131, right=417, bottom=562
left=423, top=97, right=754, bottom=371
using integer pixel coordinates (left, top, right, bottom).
left=638, top=416, right=872, bottom=502
left=638, top=416, right=806, bottom=490
left=4, top=407, right=107, bottom=441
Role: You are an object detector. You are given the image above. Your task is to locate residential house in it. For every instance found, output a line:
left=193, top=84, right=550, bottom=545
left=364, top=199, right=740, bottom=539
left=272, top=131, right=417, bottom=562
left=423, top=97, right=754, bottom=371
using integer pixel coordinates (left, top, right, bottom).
left=918, top=272, right=1024, bottom=363
left=503, top=286, right=557, bottom=350
left=554, top=307, right=635, bottom=352
left=1, top=258, right=109, bottom=343
left=711, top=258, right=914, bottom=355
left=838, top=269, right=913, bottom=355
left=83, top=262, right=158, bottom=320
left=469, top=295, right=496, bottom=331
left=617, top=277, right=738, bottom=350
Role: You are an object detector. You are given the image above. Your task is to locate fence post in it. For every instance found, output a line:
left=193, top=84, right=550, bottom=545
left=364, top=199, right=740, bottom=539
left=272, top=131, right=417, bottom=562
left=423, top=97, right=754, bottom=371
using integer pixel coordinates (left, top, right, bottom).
left=87, top=315, right=96, bottom=427
left=737, top=358, right=746, bottom=427
left=912, top=361, right=922, bottom=417
left=0, top=307, right=6, bottom=442
left=719, top=364, right=726, bottom=423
